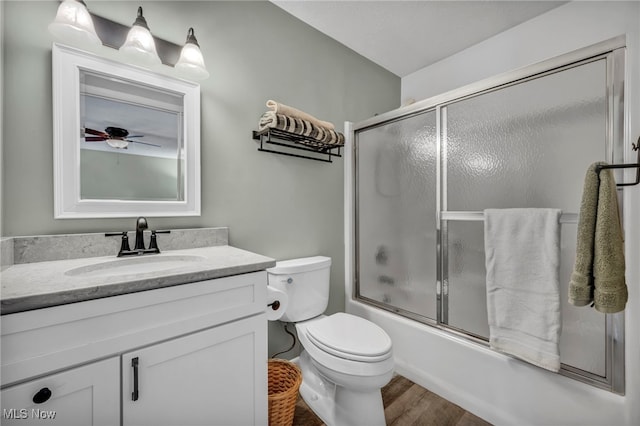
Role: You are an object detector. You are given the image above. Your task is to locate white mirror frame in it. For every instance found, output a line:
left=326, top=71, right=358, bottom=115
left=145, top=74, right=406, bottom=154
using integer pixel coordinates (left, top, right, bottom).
left=52, top=43, right=201, bottom=218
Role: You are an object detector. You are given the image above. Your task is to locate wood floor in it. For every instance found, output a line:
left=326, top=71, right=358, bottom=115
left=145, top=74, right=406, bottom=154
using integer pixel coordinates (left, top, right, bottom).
left=292, top=375, right=491, bottom=426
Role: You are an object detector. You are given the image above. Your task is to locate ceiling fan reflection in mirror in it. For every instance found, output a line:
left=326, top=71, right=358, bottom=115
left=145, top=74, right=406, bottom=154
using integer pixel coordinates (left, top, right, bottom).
left=84, top=126, right=161, bottom=149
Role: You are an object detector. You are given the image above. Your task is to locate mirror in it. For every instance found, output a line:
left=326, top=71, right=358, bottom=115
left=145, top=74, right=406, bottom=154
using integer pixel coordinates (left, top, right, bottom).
left=52, top=43, right=200, bottom=218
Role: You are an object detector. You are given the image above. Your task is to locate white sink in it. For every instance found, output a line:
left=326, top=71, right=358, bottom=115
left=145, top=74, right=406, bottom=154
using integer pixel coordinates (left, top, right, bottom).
left=65, top=254, right=207, bottom=278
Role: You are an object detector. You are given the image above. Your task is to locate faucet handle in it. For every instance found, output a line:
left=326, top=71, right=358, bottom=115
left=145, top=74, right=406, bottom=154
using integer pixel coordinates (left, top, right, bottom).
left=148, top=230, right=170, bottom=253
left=105, top=231, right=131, bottom=256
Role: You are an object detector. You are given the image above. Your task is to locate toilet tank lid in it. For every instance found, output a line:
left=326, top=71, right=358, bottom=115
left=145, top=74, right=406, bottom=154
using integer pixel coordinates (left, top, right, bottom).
left=267, top=256, right=331, bottom=275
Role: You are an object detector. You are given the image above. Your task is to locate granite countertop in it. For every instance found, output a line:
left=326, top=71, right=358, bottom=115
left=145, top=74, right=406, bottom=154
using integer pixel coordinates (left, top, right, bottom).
left=1, top=245, right=276, bottom=315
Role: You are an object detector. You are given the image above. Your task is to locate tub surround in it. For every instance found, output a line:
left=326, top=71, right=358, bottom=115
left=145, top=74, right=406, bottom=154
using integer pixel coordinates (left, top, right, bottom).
left=0, top=227, right=275, bottom=315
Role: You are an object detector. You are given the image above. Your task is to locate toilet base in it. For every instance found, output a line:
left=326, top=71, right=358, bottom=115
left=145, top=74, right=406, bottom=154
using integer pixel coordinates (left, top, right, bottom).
left=295, top=351, right=387, bottom=426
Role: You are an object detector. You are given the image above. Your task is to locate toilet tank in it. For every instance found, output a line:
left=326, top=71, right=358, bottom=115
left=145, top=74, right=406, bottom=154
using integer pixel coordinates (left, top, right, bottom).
left=267, top=256, right=331, bottom=322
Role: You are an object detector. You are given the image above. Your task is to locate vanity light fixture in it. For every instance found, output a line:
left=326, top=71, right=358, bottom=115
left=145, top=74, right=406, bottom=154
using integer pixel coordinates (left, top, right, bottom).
left=49, top=3, right=207, bottom=81
left=48, top=0, right=102, bottom=48
left=119, top=6, right=161, bottom=66
left=175, top=28, right=210, bottom=81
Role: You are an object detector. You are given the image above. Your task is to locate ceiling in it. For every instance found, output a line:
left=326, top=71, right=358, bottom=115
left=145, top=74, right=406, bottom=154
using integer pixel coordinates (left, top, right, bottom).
left=81, top=71, right=182, bottom=159
left=270, top=1, right=567, bottom=77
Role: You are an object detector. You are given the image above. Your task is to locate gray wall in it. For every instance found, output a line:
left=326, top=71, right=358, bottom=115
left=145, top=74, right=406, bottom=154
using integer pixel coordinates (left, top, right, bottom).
left=80, top=150, right=181, bottom=201
left=1, top=1, right=399, bottom=357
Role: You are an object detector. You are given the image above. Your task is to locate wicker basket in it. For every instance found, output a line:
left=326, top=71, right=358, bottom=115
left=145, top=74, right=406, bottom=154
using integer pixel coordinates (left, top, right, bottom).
left=268, top=359, right=302, bottom=426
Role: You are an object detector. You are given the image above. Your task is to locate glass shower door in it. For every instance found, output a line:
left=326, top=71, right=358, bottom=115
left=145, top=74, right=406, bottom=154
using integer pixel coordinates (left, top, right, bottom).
left=356, top=111, right=438, bottom=321
left=353, top=44, right=625, bottom=391
left=443, top=58, right=609, bottom=376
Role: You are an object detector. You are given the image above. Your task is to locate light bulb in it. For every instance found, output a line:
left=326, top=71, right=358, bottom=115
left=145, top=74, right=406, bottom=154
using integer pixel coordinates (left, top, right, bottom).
left=175, top=28, right=209, bottom=80
left=48, top=0, right=101, bottom=48
left=119, top=7, right=161, bottom=66
left=106, top=139, right=129, bottom=149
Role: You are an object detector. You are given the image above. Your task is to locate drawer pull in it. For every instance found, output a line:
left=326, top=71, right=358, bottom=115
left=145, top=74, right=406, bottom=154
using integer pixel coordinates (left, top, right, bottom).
left=32, top=387, right=52, bottom=404
left=132, top=357, right=139, bottom=401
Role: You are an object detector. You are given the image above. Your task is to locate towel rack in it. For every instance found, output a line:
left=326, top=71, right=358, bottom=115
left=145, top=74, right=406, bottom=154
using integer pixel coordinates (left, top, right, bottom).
left=595, top=138, right=640, bottom=187
left=440, top=211, right=579, bottom=224
left=252, top=128, right=343, bottom=163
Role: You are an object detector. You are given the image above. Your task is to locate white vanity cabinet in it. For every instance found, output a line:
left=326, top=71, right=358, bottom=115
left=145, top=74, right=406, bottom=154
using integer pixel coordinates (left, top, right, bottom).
left=1, top=271, right=268, bottom=426
left=122, top=315, right=264, bottom=426
left=0, top=357, right=119, bottom=426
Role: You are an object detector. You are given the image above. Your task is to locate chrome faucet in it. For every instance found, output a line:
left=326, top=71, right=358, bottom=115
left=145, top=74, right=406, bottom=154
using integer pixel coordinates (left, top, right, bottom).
left=106, top=217, right=170, bottom=257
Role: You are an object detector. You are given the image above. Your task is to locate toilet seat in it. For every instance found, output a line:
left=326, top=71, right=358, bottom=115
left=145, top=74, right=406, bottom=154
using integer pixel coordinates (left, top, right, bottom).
left=304, top=313, right=392, bottom=362
left=296, top=314, right=394, bottom=378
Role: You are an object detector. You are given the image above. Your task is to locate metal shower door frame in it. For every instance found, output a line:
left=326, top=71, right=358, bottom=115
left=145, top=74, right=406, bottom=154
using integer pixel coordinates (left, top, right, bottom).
left=352, top=36, right=626, bottom=394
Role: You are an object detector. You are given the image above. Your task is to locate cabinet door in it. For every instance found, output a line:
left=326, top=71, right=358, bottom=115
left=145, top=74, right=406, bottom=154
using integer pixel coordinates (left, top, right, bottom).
left=1, top=357, right=119, bottom=426
left=122, top=314, right=267, bottom=426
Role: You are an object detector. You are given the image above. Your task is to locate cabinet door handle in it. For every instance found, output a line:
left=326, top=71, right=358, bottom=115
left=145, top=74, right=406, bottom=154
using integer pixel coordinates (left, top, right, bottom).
left=32, top=387, right=52, bottom=404
left=131, top=357, right=139, bottom=401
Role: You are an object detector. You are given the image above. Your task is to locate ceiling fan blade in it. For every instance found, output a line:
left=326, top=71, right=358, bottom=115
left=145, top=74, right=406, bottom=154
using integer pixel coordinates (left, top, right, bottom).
left=85, top=137, right=106, bottom=141
left=128, top=139, right=161, bottom=147
left=84, top=128, right=108, bottom=137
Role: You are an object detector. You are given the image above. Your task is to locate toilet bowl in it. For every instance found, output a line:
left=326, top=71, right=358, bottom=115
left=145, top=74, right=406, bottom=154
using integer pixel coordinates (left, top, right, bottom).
left=267, top=257, right=394, bottom=426
left=295, top=313, right=394, bottom=425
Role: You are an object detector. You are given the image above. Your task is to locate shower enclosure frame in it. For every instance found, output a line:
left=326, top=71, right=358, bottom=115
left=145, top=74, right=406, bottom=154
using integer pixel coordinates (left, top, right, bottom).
left=347, top=36, right=626, bottom=394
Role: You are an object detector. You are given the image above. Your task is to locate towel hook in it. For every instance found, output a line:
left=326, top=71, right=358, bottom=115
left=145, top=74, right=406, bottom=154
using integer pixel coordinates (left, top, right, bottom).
left=595, top=137, right=640, bottom=187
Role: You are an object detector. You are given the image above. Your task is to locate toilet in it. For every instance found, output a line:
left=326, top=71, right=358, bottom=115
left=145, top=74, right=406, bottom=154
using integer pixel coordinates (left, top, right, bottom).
left=267, top=256, right=394, bottom=426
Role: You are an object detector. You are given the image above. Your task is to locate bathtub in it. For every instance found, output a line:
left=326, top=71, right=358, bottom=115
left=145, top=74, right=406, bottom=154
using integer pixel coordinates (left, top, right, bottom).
left=346, top=297, right=630, bottom=425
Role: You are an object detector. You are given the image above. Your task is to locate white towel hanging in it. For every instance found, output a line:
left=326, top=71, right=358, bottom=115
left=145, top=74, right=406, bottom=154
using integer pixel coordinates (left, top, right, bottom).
left=484, top=208, right=562, bottom=372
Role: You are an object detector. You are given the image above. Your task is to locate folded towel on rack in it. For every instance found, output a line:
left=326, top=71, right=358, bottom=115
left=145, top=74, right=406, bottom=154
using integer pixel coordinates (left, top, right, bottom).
left=266, top=100, right=335, bottom=130
left=258, top=111, right=345, bottom=146
left=484, top=208, right=562, bottom=372
left=569, top=163, right=627, bottom=313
